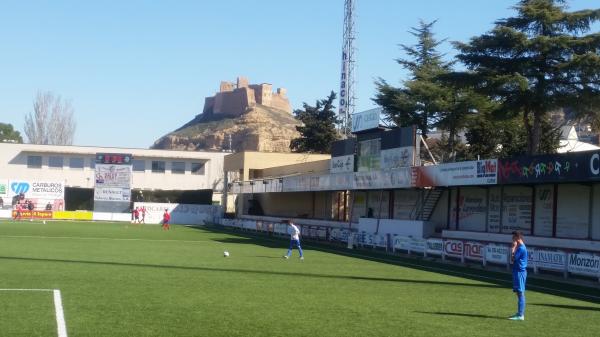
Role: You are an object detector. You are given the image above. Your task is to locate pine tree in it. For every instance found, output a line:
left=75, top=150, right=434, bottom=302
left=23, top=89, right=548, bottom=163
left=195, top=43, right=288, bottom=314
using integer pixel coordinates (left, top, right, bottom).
left=454, top=0, right=600, bottom=155
left=374, top=20, right=451, bottom=139
left=290, top=91, right=341, bottom=154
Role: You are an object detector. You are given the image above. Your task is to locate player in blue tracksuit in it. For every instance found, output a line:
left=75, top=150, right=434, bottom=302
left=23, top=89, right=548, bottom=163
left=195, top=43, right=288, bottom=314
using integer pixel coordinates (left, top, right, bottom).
left=509, top=230, right=527, bottom=321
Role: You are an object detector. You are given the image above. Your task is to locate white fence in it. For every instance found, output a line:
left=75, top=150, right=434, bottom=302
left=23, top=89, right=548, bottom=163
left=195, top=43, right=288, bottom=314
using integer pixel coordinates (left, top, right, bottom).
left=219, top=217, right=600, bottom=282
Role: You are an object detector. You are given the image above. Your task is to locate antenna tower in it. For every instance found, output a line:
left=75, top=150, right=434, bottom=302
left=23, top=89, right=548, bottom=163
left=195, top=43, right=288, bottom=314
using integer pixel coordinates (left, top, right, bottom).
left=338, top=0, right=356, bottom=136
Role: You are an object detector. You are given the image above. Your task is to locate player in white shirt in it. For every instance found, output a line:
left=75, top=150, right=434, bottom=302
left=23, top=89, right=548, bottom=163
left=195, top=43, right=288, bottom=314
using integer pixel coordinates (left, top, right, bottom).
left=283, top=220, right=304, bottom=260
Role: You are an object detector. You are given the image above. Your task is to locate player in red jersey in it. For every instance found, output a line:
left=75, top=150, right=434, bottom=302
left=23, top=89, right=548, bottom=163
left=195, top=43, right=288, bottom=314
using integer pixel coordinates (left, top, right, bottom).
left=133, top=207, right=140, bottom=224
left=13, top=203, right=23, bottom=221
left=140, top=207, right=146, bottom=224
left=162, top=209, right=171, bottom=231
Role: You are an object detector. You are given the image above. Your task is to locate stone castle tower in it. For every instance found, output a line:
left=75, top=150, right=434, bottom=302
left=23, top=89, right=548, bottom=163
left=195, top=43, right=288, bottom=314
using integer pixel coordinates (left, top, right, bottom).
left=202, top=76, right=292, bottom=116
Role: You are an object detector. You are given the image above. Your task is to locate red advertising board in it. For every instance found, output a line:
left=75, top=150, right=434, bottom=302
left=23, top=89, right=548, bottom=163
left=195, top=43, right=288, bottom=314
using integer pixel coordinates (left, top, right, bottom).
left=12, top=210, right=53, bottom=219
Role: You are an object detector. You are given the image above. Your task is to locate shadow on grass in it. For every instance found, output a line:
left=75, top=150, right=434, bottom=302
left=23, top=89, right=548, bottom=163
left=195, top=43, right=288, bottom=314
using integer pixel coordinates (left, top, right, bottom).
left=529, top=303, right=600, bottom=311
left=415, top=311, right=506, bottom=320
left=194, top=225, right=600, bottom=304
left=0, top=255, right=500, bottom=289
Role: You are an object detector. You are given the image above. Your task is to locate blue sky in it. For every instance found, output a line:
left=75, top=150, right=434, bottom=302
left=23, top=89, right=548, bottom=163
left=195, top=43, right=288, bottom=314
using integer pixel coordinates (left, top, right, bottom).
left=0, top=0, right=598, bottom=148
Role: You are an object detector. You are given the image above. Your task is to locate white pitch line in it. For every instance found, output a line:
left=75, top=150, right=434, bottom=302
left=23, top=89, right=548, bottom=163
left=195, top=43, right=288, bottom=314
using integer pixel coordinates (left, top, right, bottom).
left=0, top=288, right=68, bottom=337
left=53, top=289, right=68, bottom=337
left=0, top=288, right=53, bottom=291
left=0, top=234, right=214, bottom=244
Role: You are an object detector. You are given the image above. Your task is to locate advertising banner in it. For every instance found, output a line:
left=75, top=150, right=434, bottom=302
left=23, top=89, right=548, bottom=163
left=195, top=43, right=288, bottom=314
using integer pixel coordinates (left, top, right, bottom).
left=0, top=179, right=8, bottom=208
left=444, top=240, right=464, bottom=257
left=410, top=238, right=427, bottom=253
left=534, top=250, right=567, bottom=272
left=463, top=241, right=485, bottom=261
left=499, top=150, right=600, bottom=184
left=94, top=188, right=131, bottom=202
left=358, top=232, right=386, bottom=247
left=485, top=244, right=510, bottom=264
left=133, top=202, right=222, bottom=225
left=351, top=108, right=380, bottom=133
left=94, top=164, right=132, bottom=188
left=0, top=179, right=8, bottom=197
left=52, top=211, right=93, bottom=221
left=426, top=238, right=444, bottom=255
left=526, top=247, right=536, bottom=269
left=8, top=180, right=64, bottom=200
left=12, top=210, right=53, bottom=219
left=568, top=253, right=600, bottom=277
left=6, top=180, right=65, bottom=211
left=330, top=229, right=350, bottom=242
left=501, top=186, right=532, bottom=234
left=94, top=153, right=133, bottom=213
left=393, top=236, right=412, bottom=251
left=380, top=147, right=414, bottom=169
left=330, top=155, right=355, bottom=173
left=415, top=160, right=497, bottom=187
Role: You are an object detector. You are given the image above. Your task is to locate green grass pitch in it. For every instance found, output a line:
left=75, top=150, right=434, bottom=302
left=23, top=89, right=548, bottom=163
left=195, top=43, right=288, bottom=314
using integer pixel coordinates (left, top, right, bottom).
left=1, top=220, right=600, bottom=337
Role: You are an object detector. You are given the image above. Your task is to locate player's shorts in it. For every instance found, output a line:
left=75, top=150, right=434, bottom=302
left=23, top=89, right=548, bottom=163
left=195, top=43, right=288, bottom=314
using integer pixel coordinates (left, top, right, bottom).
left=512, top=270, right=527, bottom=293
left=162, top=220, right=169, bottom=225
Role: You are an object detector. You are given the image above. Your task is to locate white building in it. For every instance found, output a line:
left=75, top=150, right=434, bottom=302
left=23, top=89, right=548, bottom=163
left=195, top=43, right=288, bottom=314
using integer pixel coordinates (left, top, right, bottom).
left=0, top=143, right=227, bottom=207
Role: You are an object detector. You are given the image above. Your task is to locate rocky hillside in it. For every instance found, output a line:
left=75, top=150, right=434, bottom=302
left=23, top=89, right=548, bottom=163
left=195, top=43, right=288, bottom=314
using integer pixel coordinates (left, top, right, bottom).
left=151, top=105, right=301, bottom=152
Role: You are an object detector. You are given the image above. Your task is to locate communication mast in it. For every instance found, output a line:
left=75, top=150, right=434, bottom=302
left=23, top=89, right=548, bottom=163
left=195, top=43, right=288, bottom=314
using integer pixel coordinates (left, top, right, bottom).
left=338, top=0, right=356, bottom=136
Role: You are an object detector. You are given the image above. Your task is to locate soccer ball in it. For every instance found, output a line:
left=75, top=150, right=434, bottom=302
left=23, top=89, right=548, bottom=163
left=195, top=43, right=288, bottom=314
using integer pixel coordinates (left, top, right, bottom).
left=223, top=251, right=229, bottom=257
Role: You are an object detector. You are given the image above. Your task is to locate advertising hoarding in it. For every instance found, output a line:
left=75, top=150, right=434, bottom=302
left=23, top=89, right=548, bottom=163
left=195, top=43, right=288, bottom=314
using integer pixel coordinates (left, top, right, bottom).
left=415, top=160, right=498, bottom=187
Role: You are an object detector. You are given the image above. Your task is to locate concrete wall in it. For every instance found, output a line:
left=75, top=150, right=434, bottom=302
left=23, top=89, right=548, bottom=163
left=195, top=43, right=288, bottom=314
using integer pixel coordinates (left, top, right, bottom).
left=261, top=159, right=330, bottom=178
left=0, top=143, right=226, bottom=191
left=253, top=192, right=318, bottom=218
left=224, top=152, right=330, bottom=181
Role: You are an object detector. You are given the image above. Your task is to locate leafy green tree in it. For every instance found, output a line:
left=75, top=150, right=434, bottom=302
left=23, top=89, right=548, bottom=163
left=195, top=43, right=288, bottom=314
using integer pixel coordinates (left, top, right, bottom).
left=0, top=123, right=23, bottom=143
left=462, top=111, right=560, bottom=160
left=453, top=0, right=600, bottom=155
left=374, top=20, right=451, bottom=139
left=375, top=20, right=495, bottom=161
left=290, top=91, right=340, bottom=154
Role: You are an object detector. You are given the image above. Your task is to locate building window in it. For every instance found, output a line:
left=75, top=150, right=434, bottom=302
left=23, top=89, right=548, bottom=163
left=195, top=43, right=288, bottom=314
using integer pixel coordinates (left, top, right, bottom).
left=89, top=158, right=95, bottom=169
left=132, top=160, right=145, bottom=172
left=172, top=162, right=185, bottom=174
left=191, top=162, right=205, bottom=175
left=27, top=155, right=42, bottom=168
left=69, top=157, right=84, bottom=169
left=152, top=161, right=165, bottom=173
left=49, top=156, right=64, bottom=169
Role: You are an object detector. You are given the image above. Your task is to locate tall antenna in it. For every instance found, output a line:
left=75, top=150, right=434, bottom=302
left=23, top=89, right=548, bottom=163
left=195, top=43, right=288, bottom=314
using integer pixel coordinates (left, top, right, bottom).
left=339, top=0, right=356, bottom=136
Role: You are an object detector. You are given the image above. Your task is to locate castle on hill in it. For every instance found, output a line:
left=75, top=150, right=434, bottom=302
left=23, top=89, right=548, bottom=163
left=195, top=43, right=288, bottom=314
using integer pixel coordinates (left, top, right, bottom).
left=202, top=76, right=292, bottom=116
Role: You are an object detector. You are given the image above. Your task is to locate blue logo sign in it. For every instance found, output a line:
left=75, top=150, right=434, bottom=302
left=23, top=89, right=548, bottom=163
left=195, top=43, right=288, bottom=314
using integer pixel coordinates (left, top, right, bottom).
left=11, top=182, right=30, bottom=194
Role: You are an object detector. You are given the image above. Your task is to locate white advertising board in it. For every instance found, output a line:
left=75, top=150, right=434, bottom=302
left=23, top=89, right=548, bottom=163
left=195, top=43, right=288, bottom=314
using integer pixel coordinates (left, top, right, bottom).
left=0, top=179, right=8, bottom=208
left=535, top=250, right=567, bottom=272
left=380, top=147, right=414, bottom=169
left=417, top=159, right=498, bottom=187
left=444, top=240, right=463, bottom=258
left=94, top=164, right=132, bottom=188
left=463, top=241, right=485, bottom=261
left=568, top=253, right=600, bottom=277
left=94, top=188, right=131, bottom=202
left=133, top=202, right=222, bottom=225
left=8, top=180, right=65, bottom=200
left=485, top=244, right=510, bottom=264
left=330, top=155, right=355, bottom=173
left=351, top=108, right=380, bottom=133
left=426, top=238, right=444, bottom=256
